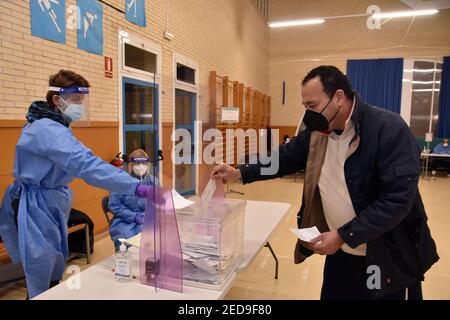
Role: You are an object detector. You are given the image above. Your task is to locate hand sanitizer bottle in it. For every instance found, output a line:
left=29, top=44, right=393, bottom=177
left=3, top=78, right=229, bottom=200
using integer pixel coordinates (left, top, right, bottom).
left=115, top=238, right=131, bottom=282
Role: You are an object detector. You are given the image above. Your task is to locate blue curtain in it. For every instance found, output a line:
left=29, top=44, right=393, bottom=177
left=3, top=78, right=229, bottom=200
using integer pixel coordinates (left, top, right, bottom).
left=347, top=58, right=403, bottom=114
left=437, top=57, right=450, bottom=138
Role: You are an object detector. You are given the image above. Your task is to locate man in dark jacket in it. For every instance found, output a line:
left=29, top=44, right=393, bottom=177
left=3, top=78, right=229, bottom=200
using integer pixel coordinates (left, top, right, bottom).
left=212, top=66, right=439, bottom=300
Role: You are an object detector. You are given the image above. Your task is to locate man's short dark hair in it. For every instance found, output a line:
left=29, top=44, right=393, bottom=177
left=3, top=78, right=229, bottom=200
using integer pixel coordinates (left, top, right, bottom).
left=302, top=66, right=354, bottom=100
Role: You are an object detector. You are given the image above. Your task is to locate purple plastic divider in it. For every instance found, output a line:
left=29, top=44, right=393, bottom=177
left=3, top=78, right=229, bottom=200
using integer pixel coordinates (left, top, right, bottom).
left=159, top=187, right=183, bottom=292
left=139, top=185, right=159, bottom=290
left=139, top=185, right=183, bottom=293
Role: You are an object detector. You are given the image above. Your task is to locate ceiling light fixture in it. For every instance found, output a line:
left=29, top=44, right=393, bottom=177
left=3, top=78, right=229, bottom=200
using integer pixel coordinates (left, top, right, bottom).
left=268, top=9, right=438, bottom=29
left=268, top=19, right=325, bottom=28
left=372, top=9, right=438, bottom=19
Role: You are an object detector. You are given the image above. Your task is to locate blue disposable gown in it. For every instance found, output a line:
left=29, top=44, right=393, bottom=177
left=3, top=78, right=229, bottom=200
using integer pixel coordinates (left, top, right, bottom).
left=108, top=193, right=146, bottom=249
left=108, top=175, right=158, bottom=249
left=433, top=143, right=450, bottom=155
left=0, top=118, right=139, bottom=298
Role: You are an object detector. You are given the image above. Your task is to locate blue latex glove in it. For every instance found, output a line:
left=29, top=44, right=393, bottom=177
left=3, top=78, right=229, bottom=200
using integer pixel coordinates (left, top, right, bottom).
left=134, top=213, right=145, bottom=225
left=135, top=184, right=148, bottom=198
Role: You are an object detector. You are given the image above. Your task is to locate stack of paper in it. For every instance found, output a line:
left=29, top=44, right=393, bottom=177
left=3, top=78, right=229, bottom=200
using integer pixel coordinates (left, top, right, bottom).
left=124, top=233, right=142, bottom=248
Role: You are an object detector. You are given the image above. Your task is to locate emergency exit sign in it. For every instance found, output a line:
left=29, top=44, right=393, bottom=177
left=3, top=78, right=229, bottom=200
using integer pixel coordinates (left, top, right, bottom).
left=105, top=57, right=113, bottom=78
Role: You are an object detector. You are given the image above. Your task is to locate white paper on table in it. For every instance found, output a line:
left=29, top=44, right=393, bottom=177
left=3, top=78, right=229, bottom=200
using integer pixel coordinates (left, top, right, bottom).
left=171, top=188, right=194, bottom=210
left=125, top=233, right=142, bottom=248
left=290, top=227, right=321, bottom=243
left=200, top=178, right=216, bottom=204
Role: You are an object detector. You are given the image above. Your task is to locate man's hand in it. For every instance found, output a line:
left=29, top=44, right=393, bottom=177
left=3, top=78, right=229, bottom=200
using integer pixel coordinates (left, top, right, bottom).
left=211, top=163, right=241, bottom=181
left=307, top=230, right=344, bottom=255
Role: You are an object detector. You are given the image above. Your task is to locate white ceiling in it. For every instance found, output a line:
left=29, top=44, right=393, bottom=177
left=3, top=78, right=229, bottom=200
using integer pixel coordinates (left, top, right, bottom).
left=400, top=0, right=450, bottom=10
left=269, top=0, right=409, bottom=21
left=268, top=0, right=450, bottom=61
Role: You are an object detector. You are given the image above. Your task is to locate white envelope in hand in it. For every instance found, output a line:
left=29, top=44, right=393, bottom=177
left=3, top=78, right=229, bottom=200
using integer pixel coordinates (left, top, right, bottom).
left=201, top=178, right=216, bottom=204
left=290, top=227, right=321, bottom=243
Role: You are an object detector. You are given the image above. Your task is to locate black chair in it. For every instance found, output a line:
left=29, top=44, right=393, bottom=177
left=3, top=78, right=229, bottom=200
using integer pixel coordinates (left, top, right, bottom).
left=101, top=196, right=112, bottom=224
left=101, top=196, right=120, bottom=251
left=67, top=209, right=93, bottom=264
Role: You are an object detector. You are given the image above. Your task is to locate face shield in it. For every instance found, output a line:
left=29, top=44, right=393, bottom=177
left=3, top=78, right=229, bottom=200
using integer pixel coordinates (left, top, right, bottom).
left=127, top=156, right=153, bottom=182
left=49, top=86, right=90, bottom=123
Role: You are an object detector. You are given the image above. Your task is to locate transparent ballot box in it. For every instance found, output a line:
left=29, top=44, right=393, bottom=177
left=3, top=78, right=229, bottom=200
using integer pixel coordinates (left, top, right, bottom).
left=176, top=197, right=246, bottom=290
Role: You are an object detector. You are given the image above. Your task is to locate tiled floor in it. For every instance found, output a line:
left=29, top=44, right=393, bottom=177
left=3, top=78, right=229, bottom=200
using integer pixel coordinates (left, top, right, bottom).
left=1, top=176, right=449, bottom=300
left=224, top=176, right=450, bottom=299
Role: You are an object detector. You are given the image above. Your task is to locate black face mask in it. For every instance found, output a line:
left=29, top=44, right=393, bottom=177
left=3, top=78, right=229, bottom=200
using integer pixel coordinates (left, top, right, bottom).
left=303, top=93, right=339, bottom=132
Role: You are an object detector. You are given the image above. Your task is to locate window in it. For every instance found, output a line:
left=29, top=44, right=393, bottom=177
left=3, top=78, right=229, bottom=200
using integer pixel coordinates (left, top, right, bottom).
left=409, top=61, right=442, bottom=138
left=175, top=89, right=196, bottom=195
left=124, top=82, right=154, bottom=126
left=173, top=54, right=199, bottom=194
left=124, top=43, right=157, bottom=74
left=122, top=78, right=158, bottom=161
left=119, top=33, right=162, bottom=173
left=176, top=63, right=196, bottom=85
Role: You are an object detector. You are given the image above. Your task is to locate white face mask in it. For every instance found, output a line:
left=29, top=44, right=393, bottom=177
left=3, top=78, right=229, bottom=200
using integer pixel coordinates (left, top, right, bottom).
left=133, top=164, right=148, bottom=177
left=444, top=143, right=449, bottom=148
left=64, top=104, right=85, bottom=121
left=59, top=97, right=85, bottom=122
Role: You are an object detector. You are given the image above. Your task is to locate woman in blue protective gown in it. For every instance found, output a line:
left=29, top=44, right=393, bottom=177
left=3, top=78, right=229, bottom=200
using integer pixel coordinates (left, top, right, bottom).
left=108, top=148, right=157, bottom=250
left=0, top=70, right=148, bottom=299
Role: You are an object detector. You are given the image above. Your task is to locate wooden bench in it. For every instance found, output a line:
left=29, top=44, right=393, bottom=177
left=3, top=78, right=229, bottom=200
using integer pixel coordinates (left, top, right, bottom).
left=0, top=242, right=12, bottom=265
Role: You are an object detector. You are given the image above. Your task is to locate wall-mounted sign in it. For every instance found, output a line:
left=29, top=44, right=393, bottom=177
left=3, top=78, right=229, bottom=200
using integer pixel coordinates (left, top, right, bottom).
left=30, top=0, right=66, bottom=44
left=221, top=107, right=240, bottom=123
left=105, top=56, right=113, bottom=78
left=77, top=0, right=103, bottom=55
left=125, top=0, right=146, bottom=27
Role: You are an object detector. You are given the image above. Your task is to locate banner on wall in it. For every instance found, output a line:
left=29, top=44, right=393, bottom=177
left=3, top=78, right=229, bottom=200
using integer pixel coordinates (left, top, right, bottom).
left=125, top=0, right=146, bottom=27
left=77, top=0, right=103, bottom=55
left=30, top=0, right=66, bottom=44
